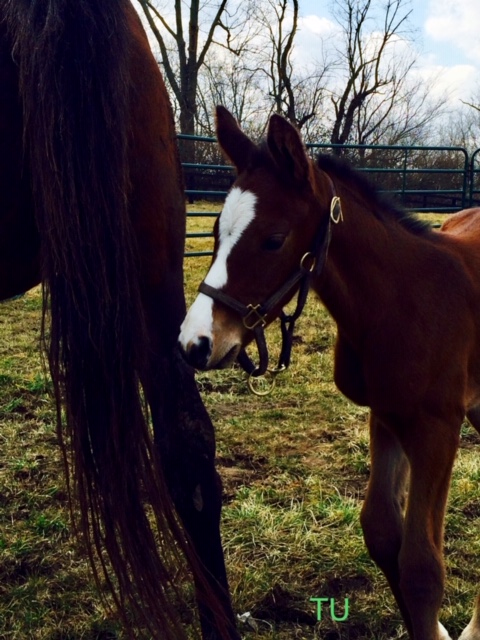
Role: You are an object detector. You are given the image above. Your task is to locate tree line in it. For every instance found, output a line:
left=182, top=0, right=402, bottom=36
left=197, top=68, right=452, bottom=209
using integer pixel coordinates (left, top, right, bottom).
left=135, top=0, right=480, bottom=155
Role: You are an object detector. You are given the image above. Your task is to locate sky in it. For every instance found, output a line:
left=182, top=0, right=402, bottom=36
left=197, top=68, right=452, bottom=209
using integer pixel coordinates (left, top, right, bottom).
left=297, top=0, right=480, bottom=105
left=133, top=0, right=480, bottom=108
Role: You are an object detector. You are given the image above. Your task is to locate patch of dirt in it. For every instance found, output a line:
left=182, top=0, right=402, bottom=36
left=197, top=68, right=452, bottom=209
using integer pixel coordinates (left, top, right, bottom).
left=217, top=448, right=269, bottom=500
left=321, top=574, right=373, bottom=597
left=304, top=338, right=331, bottom=355
left=462, top=500, right=480, bottom=519
left=335, top=477, right=367, bottom=501
left=217, top=449, right=268, bottom=470
left=251, top=584, right=317, bottom=625
left=460, top=425, right=480, bottom=449
left=318, top=622, right=374, bottom=640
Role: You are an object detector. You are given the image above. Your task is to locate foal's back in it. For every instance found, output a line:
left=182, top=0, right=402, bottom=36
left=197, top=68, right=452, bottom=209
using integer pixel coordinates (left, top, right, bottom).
left=440, top=207, right=480, bottom=241
left=439, top=207, right=480, bottom=283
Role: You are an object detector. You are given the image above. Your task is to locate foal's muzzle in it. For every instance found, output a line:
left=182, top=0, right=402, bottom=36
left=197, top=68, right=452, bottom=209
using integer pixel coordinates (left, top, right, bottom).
left=181, top=334, right=242, bottom=371
left=184, top=335, right=212, bottom=369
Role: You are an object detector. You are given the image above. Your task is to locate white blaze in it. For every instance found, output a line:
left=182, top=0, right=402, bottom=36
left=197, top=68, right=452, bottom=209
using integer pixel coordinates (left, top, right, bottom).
left=179, top=187, right=257, bottom=350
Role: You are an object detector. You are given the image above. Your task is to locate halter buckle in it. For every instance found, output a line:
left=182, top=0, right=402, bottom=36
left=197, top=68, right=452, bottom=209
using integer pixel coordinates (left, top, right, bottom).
left=243, top=304, right=267, bottom=330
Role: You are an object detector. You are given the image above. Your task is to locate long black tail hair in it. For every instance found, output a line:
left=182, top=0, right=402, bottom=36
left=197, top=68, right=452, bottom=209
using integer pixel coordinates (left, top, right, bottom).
left=2, top=0, right=209, bottom=636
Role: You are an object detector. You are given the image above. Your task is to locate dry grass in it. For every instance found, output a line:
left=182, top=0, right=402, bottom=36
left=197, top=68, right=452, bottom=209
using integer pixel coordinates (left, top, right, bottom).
left=0, top=207, right=478, bottom=639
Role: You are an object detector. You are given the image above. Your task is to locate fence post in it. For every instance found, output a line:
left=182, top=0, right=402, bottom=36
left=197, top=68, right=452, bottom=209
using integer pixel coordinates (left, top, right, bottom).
left=470, top=149, right=480, bottom=208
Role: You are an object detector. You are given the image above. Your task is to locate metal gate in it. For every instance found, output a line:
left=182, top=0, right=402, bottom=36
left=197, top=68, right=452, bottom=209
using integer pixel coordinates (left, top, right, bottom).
left=179, top=134, right=480, bottom=257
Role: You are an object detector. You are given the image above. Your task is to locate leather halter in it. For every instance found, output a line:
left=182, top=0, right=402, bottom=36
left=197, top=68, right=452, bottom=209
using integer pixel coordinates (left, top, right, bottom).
left=198, top=174, right=343, bottom=394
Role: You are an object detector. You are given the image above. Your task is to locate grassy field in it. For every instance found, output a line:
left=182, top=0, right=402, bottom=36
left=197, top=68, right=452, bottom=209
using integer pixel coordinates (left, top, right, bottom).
left=0, top=208, right=479, bottom=639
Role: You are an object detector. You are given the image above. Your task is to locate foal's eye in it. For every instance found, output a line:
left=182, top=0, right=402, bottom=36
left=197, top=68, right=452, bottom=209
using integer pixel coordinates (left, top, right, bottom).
left=262, top=234, right=286, bottom=251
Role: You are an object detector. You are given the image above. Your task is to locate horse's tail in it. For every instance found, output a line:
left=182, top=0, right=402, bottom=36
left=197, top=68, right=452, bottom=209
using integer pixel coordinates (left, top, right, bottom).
left=4, top=1, right=198, bottom=637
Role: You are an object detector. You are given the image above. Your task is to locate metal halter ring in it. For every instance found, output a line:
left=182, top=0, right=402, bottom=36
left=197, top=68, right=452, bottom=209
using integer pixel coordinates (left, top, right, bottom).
left=247, top=365, right=286, bottom=396
left=330, top=196, right=343, bottom=224
left=300, top=252, right=316, bottom=273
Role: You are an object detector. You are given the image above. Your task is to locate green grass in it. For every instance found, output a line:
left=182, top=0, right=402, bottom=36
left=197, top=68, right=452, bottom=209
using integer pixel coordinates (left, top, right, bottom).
left=0, top=207, right=478, bottom=639
left=0, top=290, right=125, bottom=639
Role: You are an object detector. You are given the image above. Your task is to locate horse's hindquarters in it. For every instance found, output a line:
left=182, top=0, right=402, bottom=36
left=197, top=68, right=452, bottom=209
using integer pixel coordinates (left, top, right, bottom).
left=0, top=22, right=40, bottom=300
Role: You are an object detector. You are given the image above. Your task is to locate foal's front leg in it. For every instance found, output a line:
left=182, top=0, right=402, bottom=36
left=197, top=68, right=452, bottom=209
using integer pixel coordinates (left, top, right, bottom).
left=361, top=412, right=459, bottom=639
left=396, top=412, right=460, bottom=640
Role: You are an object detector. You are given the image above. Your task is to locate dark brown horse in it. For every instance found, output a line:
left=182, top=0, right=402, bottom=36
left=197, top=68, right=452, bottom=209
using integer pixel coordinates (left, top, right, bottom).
left=180, top=106, right=480, bottom=640
left=0, top=3, right=239, bottom=639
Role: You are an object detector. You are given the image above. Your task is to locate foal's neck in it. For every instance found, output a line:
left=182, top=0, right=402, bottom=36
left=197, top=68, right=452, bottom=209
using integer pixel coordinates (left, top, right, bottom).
left=311, top=175, right=435, bottom=345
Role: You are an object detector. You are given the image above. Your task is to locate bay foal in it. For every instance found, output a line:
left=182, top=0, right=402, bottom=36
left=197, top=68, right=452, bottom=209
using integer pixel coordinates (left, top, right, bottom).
left=180, top=106, right=480, bottom=640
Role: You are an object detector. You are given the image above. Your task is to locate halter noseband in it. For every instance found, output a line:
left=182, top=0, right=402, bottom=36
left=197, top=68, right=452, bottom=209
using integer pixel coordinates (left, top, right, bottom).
left=198, top=175, right=343, bottom=395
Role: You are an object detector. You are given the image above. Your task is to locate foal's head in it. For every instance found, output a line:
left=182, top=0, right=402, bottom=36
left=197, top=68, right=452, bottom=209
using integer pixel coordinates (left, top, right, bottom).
left=179, top=106, right=330, bottom=370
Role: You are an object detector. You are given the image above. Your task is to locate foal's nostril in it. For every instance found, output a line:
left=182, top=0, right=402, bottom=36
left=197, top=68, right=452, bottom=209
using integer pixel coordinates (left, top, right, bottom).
left=187, top=336, right=212, bottom=370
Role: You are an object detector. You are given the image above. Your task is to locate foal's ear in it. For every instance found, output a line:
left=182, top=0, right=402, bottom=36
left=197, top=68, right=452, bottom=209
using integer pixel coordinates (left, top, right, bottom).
left=215, top=106, right=256, bottom=173
left=267, top=114, right=311, bottom=186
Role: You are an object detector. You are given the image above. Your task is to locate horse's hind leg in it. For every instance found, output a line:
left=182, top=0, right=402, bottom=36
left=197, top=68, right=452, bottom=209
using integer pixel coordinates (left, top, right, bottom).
left=360, top=413, right=413, bottom=634
left=149, top=344, right=239, bottom=640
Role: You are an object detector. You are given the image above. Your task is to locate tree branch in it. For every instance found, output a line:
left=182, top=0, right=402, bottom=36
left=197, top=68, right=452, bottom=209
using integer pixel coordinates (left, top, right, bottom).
left=136, top=0, right=182, bottom=101
left=197, top=0, right=228, bottom=70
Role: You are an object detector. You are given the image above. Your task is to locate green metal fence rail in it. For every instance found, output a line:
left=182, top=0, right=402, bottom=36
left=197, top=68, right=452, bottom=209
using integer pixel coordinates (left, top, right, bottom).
left=306, top=143, right=470, bottom=214
left=471, top=148, right=480, bottom=207
left=178, top=134, right=480, bottom=257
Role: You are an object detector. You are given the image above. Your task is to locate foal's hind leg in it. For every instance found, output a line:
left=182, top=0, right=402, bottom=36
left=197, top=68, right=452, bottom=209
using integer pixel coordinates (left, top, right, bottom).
left=360, top=413, right=413, bottom=633
left=467, top=406, right=480, bottom=435
left=459, top=410, right=480, bottom=639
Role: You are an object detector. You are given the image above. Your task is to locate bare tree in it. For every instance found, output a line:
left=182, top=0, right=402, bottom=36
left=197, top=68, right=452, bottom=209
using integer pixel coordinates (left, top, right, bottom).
left=462, top=86, right=480, bottom=116
left=254, top=0, right=329, bottom=129
left=263, top=0, right=298, bottom=122
left=197, top=54, right=268, bottom=138
left=353, top=72, right=448, bottom=146
left=436, top=103, right=480, bottom=154
left=464, top=101, right=480, bottom=115
left=136, top=0, right=252, bottom=137
left=329, top=0, right=416, bottom=146
left=136, top=0, right=448, bottom=154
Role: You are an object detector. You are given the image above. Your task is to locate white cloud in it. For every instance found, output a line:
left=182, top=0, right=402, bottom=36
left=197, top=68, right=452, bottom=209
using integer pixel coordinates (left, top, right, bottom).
left=299, top=14, right=336, bottom=37
left=414, top=58, right=479, bottom=104
left=292, top=14, right=338, bottom=67
left=425, top=0, right=480, bottom=63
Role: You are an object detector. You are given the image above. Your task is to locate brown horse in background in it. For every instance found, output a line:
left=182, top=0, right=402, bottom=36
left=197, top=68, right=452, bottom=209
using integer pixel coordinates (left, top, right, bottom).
left=0, top=3, right=239, bottom=639
left=180, top=106, right=480, bottom=640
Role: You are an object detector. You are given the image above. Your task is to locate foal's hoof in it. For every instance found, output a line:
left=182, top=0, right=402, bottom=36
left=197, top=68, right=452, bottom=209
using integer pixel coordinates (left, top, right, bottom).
left=438, top=622, right=452, bottom=639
